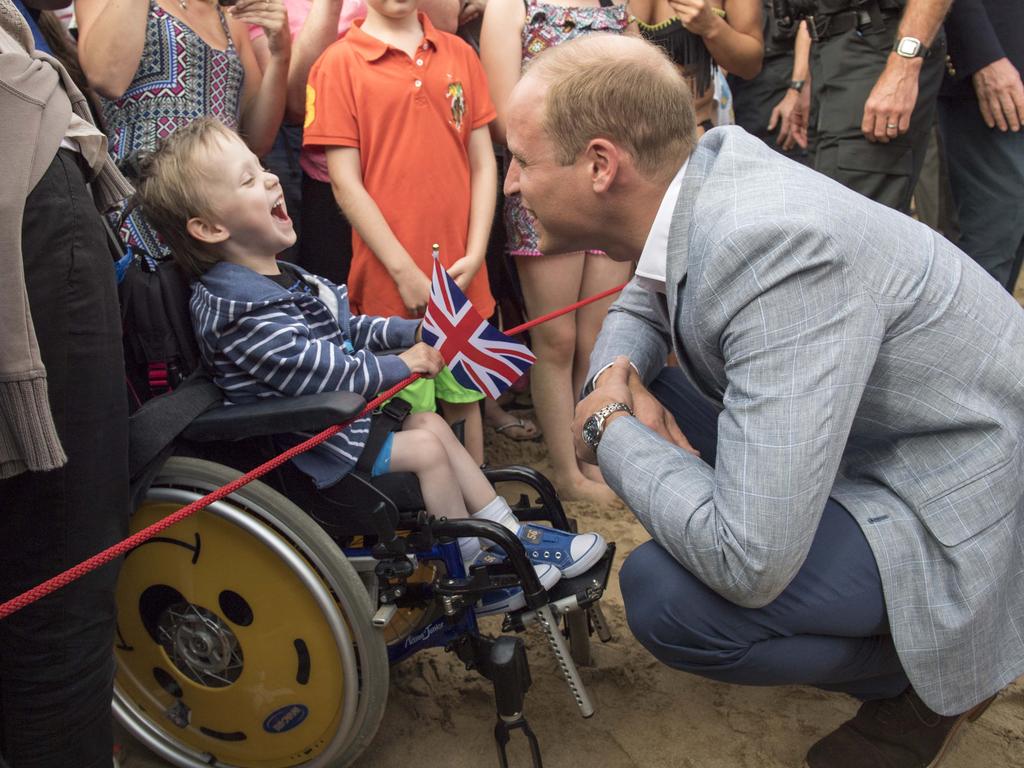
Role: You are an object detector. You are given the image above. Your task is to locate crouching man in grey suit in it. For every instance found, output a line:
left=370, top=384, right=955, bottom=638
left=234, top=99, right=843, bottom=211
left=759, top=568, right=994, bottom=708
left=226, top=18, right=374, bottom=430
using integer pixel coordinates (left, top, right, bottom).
left=502, top=32, right=1024, bottom=768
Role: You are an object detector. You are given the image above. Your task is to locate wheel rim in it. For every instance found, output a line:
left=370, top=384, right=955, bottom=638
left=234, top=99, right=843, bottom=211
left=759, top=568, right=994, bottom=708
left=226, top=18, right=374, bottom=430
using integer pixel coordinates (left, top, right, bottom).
left=114, top=484, right=362, bottom=768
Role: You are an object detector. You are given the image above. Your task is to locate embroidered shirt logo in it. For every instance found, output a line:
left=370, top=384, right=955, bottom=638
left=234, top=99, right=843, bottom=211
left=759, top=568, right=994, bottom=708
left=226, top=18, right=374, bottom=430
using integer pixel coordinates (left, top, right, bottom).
left=446, top=82, right=466, bottom=131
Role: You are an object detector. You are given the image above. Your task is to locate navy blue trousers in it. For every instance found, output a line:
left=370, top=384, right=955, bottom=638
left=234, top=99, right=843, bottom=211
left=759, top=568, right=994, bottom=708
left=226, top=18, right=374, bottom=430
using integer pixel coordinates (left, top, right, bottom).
left=619, top=368, right=910, bottom=700
left=938, top=97, right=1024, bottom=293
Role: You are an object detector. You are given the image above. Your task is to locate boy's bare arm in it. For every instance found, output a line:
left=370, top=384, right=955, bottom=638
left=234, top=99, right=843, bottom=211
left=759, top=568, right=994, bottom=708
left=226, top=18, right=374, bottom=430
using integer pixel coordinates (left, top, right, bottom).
left=326, top=147, right=431, bottom=315
left=447, top=126, right=497, bottom=292
left=287, top=0, right=345, bottom=123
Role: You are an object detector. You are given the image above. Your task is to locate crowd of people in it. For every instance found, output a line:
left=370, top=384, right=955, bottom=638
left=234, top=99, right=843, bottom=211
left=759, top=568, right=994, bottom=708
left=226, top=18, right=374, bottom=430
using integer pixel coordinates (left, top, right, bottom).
left=1, top=0, right=1022, bottom=764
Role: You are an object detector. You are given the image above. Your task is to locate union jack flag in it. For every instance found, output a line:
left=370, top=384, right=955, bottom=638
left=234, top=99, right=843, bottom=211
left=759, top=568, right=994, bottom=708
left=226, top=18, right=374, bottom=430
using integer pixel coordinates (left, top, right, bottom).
left=421, top=254, right=536, bottom=399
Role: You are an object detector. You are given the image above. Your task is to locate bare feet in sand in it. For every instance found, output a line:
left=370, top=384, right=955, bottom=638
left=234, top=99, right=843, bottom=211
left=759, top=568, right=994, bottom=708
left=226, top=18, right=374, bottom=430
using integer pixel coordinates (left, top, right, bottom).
left=553, top=473, right=622, bottom=505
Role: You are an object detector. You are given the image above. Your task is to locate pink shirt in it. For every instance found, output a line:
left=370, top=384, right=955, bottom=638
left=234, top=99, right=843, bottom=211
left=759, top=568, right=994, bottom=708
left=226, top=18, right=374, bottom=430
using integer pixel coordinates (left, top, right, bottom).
left=250, top=0, right=367, bottom=182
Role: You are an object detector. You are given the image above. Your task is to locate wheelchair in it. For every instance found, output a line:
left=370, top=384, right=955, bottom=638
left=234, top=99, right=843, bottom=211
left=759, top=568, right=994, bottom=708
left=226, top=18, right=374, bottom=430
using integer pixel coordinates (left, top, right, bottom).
left=112, top=262, right=616, bottom=768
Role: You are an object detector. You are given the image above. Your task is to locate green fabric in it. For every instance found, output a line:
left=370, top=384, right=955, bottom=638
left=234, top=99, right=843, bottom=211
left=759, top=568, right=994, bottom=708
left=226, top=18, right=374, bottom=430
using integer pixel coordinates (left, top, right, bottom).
left=391, top=365, right=484, bottom=413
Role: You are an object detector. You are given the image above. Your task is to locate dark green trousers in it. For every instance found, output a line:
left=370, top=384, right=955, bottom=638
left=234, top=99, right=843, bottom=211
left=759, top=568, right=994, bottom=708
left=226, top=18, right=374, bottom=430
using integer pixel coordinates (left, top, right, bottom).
left=809, top=16, right=946, bottom=212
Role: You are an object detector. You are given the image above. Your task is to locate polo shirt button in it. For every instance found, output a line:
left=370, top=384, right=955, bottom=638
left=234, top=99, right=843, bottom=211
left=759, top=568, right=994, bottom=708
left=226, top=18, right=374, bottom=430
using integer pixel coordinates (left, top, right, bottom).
left=414, top=79, right=422, bottom=87
left=416, top=58, right=423, bottom=66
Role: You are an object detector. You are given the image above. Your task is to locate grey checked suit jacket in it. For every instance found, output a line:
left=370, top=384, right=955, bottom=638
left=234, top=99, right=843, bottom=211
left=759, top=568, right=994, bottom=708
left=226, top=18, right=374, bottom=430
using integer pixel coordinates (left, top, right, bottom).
left=589, top=127, right=1024, bottom=715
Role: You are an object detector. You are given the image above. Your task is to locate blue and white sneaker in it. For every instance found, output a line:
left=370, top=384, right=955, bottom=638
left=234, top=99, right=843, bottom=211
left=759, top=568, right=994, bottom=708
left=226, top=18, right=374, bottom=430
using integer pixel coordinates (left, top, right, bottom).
left=517, top=524, right=607, bottom=578
left=471, top=553, right=561, bottom=616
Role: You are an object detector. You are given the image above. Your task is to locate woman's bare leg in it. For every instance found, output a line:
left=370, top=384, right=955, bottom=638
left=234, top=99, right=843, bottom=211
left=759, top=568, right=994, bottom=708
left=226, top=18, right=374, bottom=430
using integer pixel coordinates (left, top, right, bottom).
left=575, top=251, right=634, bottom=484
left=515, top=252, right=619, bottom=504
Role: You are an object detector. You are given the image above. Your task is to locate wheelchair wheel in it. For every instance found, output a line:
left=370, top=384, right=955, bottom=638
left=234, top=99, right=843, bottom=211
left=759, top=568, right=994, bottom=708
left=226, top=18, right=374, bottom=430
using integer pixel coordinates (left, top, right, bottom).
left=113, top=457, right=389, bottom=768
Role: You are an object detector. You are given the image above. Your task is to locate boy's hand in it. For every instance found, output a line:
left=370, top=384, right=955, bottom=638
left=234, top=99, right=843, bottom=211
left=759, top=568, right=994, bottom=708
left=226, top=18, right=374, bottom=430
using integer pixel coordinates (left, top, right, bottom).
left=398, top=343, right=444, bottom=378
left=447, top=255, right=481, bottom=293
left=396, top=268, right=432, bottom=316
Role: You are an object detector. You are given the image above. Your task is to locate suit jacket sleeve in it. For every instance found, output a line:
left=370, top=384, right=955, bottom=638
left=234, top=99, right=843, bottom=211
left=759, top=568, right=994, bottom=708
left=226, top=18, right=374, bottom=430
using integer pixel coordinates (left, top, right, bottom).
left=945, top=0, right=1005, bottom=80
left=597, top=231, right=887, bottom=608
left=585, top=278, right=673, bottom=390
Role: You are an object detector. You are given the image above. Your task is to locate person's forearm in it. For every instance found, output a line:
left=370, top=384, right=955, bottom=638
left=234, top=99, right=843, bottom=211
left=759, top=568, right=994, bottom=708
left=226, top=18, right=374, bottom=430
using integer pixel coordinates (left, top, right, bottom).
left=286, top=0, right=343, bottom=122
left=241, top=51, right=290, bottom=156
left=464, top=133, right=497, bottom=269
left=77, top=0, right=149, bottom=98
left=332, top=174, right=420, bottom=282
left=702, top=16, right=763, bottom=79
left=791, top=20, right=810, bottom=82
left=897, top=0, right=952, bottom=47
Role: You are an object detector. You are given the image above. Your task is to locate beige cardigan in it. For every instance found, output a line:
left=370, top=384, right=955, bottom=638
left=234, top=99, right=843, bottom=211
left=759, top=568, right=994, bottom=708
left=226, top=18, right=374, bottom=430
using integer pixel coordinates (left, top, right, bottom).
left=0, top=0, right=132, bottom=479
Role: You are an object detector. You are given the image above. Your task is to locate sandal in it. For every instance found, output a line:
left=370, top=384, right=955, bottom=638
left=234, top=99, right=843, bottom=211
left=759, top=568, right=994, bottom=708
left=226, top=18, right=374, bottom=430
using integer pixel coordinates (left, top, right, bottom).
left=492, top=416, right=542, bottom=442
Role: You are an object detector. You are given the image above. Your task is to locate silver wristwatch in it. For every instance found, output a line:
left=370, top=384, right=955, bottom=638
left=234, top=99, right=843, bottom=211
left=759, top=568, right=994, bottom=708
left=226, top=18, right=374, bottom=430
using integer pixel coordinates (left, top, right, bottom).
left=893, top=36, right=926, bottom=59
left=582, top=402, right=634, bottom=452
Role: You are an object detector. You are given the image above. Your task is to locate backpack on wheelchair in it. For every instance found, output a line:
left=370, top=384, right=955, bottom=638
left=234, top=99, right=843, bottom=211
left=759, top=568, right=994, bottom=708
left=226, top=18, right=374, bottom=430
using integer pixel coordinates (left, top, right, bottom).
left=114, top=258, right=616, bottom=768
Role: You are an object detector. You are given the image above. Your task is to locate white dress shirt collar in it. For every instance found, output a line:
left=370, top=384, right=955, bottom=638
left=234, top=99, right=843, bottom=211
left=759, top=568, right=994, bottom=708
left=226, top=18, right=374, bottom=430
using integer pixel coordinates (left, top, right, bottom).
left=635, top=158, right=689, bottom=294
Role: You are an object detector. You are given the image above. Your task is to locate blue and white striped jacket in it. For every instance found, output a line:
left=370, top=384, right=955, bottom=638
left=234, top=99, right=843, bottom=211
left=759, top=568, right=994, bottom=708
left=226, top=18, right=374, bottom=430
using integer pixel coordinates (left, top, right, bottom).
left=191, top=261, right=419, bottom=488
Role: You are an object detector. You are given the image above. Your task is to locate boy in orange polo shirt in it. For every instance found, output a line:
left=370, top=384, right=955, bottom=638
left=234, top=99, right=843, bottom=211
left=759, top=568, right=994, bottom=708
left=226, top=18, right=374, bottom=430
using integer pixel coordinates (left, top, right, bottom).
left=304, top=0, right=497, bottom=461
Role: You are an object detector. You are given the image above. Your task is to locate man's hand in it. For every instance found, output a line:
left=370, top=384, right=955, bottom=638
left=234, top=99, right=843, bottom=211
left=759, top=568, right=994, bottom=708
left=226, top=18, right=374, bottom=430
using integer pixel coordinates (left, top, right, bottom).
left=573, top=357, right=635, bottom=465
left=665, top=0, right=719, bottom=37
left=768, top=89, right=809, bottom=150
left=629, top=372, right=700, bottom=458
left=862, top=55, right=921, bottom=142
left=398, top=343, right=444, bottom=377
left=395, top=267, right=431, bottom=316
left=972, top=57, right=1024, bottom=132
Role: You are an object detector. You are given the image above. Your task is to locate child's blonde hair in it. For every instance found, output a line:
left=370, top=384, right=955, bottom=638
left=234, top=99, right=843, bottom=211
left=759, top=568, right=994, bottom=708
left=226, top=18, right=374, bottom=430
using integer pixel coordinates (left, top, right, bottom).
left=133, top=117, right=237, bottom=277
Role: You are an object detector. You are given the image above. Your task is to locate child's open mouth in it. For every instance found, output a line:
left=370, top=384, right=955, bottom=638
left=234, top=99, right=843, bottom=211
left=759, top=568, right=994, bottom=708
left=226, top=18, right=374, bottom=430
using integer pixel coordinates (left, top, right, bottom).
left=271, top=198, right=291, bottom=223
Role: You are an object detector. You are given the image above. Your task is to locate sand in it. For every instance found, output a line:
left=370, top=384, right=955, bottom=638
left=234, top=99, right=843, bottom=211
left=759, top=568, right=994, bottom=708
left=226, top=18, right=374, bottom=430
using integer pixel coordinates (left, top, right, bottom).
left=119, top=411, right=1024, bottom=768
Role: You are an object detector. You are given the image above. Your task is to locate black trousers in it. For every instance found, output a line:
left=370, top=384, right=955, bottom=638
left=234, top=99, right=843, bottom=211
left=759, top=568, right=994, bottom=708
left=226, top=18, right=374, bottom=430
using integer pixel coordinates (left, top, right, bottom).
left=297, top=172, right=353, bottom=287
left=809, top=17, right=946, bottom=212
left=729, top=53, right=809, bottom=165
left=0, top=151, right=129, bottom=768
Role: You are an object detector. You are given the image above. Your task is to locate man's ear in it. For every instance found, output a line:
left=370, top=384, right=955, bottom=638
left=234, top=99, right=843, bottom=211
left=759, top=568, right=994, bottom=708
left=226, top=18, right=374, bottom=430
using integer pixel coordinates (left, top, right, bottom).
left=187, top=216, right=229, bottom=245
left=583, top=138, right=622, bottom=194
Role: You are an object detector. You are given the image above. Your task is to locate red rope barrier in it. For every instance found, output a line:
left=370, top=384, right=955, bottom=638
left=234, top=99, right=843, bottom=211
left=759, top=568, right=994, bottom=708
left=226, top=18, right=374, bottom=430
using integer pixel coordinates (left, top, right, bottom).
left=0, top=281, right=627, bottom=620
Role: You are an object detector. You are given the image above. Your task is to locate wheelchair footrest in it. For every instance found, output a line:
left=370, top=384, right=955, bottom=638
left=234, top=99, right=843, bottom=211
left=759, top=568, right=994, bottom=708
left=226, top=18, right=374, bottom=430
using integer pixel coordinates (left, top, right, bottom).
left=544, top=542, right=615, bottom=609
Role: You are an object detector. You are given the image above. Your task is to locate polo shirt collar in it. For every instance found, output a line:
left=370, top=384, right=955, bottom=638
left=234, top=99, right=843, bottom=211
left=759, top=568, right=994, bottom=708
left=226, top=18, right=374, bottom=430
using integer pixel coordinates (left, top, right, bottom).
left=347, top=13, right=440, bottom=62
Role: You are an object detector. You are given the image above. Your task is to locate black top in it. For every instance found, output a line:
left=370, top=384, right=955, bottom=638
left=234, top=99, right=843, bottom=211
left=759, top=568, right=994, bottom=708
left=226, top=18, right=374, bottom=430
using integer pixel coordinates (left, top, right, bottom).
left=940, top=0, right=1024, bottom=101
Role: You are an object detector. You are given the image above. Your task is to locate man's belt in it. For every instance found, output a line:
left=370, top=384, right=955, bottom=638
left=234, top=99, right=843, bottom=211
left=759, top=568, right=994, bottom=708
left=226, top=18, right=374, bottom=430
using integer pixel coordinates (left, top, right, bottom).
left=806, top=0, right=901, bottom=42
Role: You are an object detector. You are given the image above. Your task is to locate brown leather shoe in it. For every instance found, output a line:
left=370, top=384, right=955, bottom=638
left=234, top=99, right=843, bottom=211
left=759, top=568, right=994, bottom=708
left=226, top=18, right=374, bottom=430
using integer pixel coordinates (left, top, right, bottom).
left=803, top=688, right=996, bottom=768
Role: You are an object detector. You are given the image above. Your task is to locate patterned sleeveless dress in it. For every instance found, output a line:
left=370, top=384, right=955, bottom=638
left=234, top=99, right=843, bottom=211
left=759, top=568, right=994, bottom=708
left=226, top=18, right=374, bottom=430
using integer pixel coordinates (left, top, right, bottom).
left=102, top=0, right=245, bottom=262
left=504, top=0, right=630, bottom=257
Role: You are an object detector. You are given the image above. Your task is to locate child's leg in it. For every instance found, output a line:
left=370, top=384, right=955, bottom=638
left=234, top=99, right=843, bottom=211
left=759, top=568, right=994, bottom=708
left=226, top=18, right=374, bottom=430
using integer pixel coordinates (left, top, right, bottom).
left=575, top=252, right=635, bottom=484
left=387, top=428, right=471, bottom=520
left=515, top=252, right=618, bottom=504
left=438, top=399, right=484, bottom=466
left=403, top=411, right=495, bottom=512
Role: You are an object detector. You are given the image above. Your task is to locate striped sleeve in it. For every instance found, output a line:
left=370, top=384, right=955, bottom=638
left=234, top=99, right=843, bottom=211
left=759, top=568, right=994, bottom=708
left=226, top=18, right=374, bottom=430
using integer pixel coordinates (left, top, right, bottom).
left=349, top=313, right=419, bottom=353
left=218, top=305, right=411, bottom=398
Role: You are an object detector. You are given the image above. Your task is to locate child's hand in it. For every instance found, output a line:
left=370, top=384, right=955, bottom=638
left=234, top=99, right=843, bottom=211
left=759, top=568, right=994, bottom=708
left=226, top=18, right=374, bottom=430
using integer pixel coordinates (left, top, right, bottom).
left=447, top=255, right=481, bottom=293
left=399, top=343, right=444, bottom=378
left=396, top=269, right=432, bottom=316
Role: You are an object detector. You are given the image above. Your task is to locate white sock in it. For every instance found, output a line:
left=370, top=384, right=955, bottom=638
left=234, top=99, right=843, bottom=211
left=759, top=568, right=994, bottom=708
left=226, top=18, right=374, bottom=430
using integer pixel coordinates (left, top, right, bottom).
left=459, top=536, right=482, bottom=564
left=471, top=496, right=520, bottom=533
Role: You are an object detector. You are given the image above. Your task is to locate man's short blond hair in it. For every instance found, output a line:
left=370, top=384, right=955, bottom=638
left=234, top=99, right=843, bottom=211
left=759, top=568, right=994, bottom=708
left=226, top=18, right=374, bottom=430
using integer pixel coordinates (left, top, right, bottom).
left=133, top=117, right=236, bottom=278
left=524, top=34, right=697, bottom=179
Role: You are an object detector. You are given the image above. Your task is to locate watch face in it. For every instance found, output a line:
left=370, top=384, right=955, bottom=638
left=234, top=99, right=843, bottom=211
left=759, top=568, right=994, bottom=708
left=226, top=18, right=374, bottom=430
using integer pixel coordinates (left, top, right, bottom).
left=582, top=414, right=602, bottom=451
left=897, top=37, right=922, bottom=57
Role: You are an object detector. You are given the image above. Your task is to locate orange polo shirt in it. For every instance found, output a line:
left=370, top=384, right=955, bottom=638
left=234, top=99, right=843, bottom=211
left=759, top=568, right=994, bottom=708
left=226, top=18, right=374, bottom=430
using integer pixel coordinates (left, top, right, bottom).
left=304, top=14, right=497, bottom=319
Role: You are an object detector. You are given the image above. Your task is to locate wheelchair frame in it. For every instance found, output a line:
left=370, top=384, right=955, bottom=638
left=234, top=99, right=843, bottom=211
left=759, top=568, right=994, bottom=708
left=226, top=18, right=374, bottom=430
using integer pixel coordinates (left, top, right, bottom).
left=114, top=387, right=615, bottom=768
